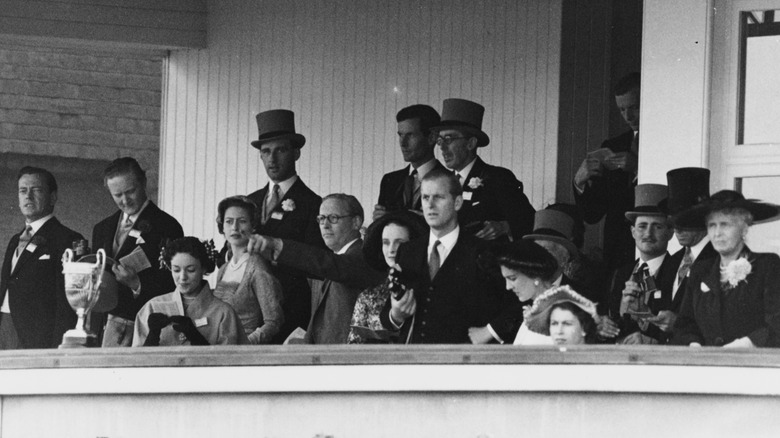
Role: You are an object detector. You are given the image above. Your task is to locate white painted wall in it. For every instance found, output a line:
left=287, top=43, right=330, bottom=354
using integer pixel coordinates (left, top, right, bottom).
left=159, top=0, right=562, bottom=239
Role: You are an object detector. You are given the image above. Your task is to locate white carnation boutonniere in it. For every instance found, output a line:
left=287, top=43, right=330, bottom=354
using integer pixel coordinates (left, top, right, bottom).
left=281, top=199, right=296, bottom=212
left=467, top=177, right=484, bottom=190
left=722, top=257, right=752, bottom=288
left=700, top=282, right=710, bottom=293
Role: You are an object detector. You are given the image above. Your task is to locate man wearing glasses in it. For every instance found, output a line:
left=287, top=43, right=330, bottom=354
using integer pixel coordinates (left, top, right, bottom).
left=247, top=194, right=384, bottom=344
left=247, top=109, right=325, bottom=343
left=434, top=98, right=535, bottom=241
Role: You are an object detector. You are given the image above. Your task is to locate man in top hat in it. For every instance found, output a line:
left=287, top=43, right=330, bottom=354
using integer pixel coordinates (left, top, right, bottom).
left=248, top=109, right=325, bottom=343
left=373, top=104, right=446, bottom=220
left=468, top=206, right=598, bottom=344
left=94, top=157, right=184, bottom=347
left=601, top=183, right=678, bottom=344
left=650, top=167, right=717, bottom=341
left=433, top=98, right=535, bottom=241
left=0, top=166, right=81, bottom=349
left=573, top=72, right=641, bottom=271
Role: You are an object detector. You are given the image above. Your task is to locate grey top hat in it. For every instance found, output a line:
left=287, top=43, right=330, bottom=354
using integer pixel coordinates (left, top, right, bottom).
left=250, top=109, right=306, bottom=149
left=523, top=209, right=579, bottom=258
left=432, top=98, right=490, bottom=147
left=625, top=184, right=668, bottom=221
left=658, top=167, right=710, bottom=229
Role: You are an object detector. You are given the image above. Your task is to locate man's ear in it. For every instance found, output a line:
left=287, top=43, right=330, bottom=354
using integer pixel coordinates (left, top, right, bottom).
left=454, top=194, right=464, bottom=212
left=50, top=191, right=58, bottom=207
left=294, top=148, right=301, bottom=161
left=466, top=137, right=479, bottom=152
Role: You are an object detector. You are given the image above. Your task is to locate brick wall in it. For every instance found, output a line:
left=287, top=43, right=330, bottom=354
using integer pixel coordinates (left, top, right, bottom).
left=0, top=45, right=164, bottom=261
left=0, top=45, right=163, bottom=197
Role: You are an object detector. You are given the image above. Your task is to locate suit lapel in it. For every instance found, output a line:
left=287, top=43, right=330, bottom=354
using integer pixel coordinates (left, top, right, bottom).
left=12, top=218, right=59, bottom=277
left=115, top=203, right=157, bottom=259
left=101, top=210, right=123, bottom=258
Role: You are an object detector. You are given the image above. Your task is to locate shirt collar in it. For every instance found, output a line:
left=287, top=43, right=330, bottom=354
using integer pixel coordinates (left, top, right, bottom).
left=552, top=275, right=563, bottom=287
left=122, top=199, right=150, bottom=225
left=335, top=238, right=359, bottom=255
left=26, top=213, right=54, bottom=235
left=269, top=174, right=299, bottom=198
left=689, top=235, right=710, bottom=260
left=412, top=159, right=437, bottom=178
left=637, top=253, right=667, bottom=276
left=456, top=158, right=478, bottom=181
left=429, top=226, right=459, bottom=254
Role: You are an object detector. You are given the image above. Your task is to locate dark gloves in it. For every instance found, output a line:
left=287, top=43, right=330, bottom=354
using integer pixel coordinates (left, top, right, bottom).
left=144, top=313, right=171, bottom=346
left=169, top=315, right=209, bottom=346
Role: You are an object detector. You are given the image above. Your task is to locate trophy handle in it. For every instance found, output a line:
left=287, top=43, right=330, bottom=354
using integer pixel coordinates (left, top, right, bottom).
left=62, top=248, right=74, bottom=264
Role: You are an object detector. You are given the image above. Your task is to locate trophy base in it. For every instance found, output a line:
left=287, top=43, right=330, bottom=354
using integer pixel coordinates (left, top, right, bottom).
left=59, top=329, right=98, bottom=348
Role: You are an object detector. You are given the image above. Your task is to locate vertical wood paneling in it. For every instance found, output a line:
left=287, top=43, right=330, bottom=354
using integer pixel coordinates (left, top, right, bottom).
left=161, top=0, right=563, bottom=242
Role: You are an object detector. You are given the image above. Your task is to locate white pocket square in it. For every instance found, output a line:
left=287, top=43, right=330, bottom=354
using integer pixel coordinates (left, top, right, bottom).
left=38, top=254, right=50, bottom=260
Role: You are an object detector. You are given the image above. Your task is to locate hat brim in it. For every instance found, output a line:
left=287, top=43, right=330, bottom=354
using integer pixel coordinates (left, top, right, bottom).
left=523, top=234, right=578, bottom=259
left=432, top=122, right=490, bottom=147
left=625, top=208, right=667, bottom=222
left=251, top=133, right=306, bottom=149
left=675, top=199, right=780, bottom=226
left=523, top=285, right=598, bottom=336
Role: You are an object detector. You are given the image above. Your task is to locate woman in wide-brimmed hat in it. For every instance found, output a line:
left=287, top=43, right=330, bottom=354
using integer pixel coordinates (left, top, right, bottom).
left=347, top=211, right=428, bottom=343
left=524, top=285, right=599, bottom=345
left=672, top=190, right=780, bottom=347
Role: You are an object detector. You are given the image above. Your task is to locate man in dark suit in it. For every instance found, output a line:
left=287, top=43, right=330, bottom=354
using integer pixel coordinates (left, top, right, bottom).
left=573, top=72, right=640, bottom=271
left=0, top=167, right=81, bottom=349
left=433, top=98, right=535, bottom=241
left=651, top=167, right=717, bottom=342
left=601, top=184, right=676, bottom=344
left=94, top=157, right=184, bottom=347
left=380, top=169, right=520, bottom=343
left=250, top=194, right=384, bottom=344
left=373, top=104, right=445, bottom=220
left=247, top=109, right=325, bottom=343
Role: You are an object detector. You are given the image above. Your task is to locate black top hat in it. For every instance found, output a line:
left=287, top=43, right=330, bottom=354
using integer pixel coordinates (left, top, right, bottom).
left=432, top=98, right=490, bottom=147
left=675, top=189, right=780, bottom=225
left=250, top=109, right=306, bottom=149
left=362, top=211, right=429, bottom=271
left=658, top=167, right=710, bottom=229
left=625, top=184, right=668, bottom=222
left=523, top=209, right=579, bottom=259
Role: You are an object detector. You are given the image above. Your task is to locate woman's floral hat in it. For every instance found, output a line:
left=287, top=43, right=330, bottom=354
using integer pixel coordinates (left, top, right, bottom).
left=523, top=285, right=598, bottom=335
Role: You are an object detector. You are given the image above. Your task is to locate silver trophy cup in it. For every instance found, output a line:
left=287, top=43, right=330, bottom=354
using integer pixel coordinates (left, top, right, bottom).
left=60, top=248, right=106, bottom=348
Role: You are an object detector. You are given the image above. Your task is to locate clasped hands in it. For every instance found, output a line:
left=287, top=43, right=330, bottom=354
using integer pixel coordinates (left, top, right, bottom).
left=144, top=313, right=209, bottom=346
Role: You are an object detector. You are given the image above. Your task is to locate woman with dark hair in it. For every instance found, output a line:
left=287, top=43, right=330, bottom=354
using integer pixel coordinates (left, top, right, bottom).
left=132, top=237, right=247, bottom=346
left=214, top=196, right=284, bottom=344
left=672, top=190, right=780, bottom=347
left=491, top=239, right=559, bottom=345
left=347, top=211, right=428, bottom=344
left=523, top=285, right=599, bottom=345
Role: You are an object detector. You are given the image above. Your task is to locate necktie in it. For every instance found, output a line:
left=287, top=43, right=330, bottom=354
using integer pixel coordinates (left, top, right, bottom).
left=676, top=247, right=694, bottom=287
left=113, top=216, right=133, bottom=255
left=404, top=169, right=419, bottom=209
left=16, top=225, right=33, bottom=257
left=429, top=240, right=441, bottom=280
left=263, top=184, right=281, bottom=224
left=411, top=169, right=421, bottom=208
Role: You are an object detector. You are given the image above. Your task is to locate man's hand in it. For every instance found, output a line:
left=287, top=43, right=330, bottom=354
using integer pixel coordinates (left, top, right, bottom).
left=372, top=204, right=388, bottom=221
left=468, top=326, right=495, bottom=344
left=597, top=316, right=620, bottom=339
left=390, top=288, right=416, bottom=326
left=475, top=220, right=510, bottom=241
left=620, top=331, right=658, bottom=345
left=604, top=151, right=638, bottom=175
left=574, top=157, right=603, bottom=189
left=246, top=234, right=279, bottom=260
left=646, top=310, right=677, bottom=333
left=112, top=263, right=140, bottom=291
left=619, top=280, right=642, bottom=316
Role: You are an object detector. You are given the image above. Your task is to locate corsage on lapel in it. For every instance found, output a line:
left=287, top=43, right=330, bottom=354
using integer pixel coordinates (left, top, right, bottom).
left=700, top=282, right=710, bottom=293
left=467, top=177, right=484, bottom=190
left=282, top=199, right=296, bottom=212
left=721, top=257, right=752, bottom=289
